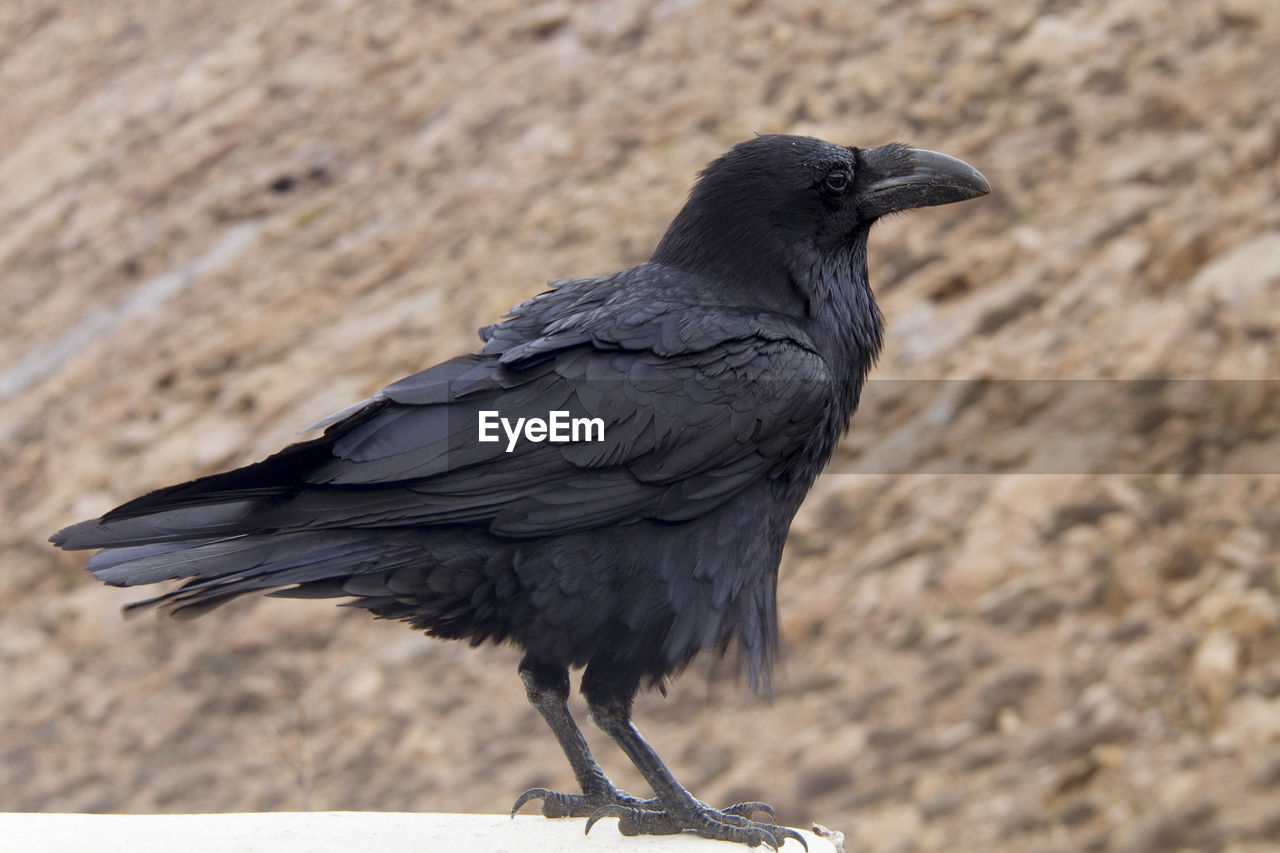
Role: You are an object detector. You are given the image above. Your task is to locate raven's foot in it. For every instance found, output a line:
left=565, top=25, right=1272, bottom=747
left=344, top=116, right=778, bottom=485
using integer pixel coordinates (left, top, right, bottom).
left=510, top=784, right=658, bottom=819
left=585, top=801, right=808, bottom=850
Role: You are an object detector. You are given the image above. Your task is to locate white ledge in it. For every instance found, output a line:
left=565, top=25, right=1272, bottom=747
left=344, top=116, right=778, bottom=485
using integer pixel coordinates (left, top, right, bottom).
left=0, top=812, right=842, bottom=852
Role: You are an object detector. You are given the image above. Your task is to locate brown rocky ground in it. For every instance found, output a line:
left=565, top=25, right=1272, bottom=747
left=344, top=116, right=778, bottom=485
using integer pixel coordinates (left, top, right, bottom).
left=3, top=1, right=1279, bottom=851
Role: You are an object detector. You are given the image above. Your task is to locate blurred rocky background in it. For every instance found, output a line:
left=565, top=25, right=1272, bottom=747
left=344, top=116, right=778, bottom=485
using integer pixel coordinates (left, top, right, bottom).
left=2, top=1, right=1279, bottom=851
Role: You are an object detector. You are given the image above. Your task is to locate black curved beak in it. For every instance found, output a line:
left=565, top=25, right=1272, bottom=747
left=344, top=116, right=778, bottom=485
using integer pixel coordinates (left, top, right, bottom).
left=858, top=144, right=990, bottom=218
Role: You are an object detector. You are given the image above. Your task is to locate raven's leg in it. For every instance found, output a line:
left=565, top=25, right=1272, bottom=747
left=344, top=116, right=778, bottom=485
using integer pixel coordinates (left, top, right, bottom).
left=580, top=663, right=807, bottom=851
left=510, top=655, right=657, bottom=818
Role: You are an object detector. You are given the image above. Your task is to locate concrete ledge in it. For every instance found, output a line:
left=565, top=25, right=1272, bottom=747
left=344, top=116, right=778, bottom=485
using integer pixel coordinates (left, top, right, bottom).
left=1, top=812, right=842, bottom=852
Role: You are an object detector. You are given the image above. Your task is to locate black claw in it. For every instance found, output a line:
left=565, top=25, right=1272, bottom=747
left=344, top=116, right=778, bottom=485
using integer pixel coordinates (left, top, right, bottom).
left=510, top=787, right=550, bottom=817
left=777, top=826, right=809, bottom=851
left=584, top=804, right=627, bottom=835
left=723, top=801, right=776, bottom=821
left=513, top=784, right=662, bottom=821
left=575, top=795, right=804, bottom=850
left=750, top=823, right=808, bottom=850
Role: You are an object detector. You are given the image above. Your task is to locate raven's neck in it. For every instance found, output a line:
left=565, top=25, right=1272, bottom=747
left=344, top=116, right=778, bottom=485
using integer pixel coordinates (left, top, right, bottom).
left=794, top=232, right=884, bottom=429
left=654, top=213, right=882, bottom=427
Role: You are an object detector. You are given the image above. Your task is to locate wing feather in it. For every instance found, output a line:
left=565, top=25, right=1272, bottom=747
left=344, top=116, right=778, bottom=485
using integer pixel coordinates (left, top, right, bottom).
left=55, top=270, right=833, bottom=551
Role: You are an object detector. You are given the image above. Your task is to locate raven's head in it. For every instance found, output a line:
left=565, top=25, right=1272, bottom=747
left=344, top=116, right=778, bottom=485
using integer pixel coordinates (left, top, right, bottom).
left=652, top=134, right=989, bottom=300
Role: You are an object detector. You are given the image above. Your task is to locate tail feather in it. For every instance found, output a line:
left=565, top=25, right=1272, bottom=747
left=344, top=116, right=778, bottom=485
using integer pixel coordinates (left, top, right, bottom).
left=48, top=398, right=480, bottom=624
left=92, top=530, right=427, bottom=617
left=85, top=538, right=241, bottom=585
left=89, top=532, right=368, bottom=586
left=53, top=501, right=268, bottom=551
left=50, top=402, right=389, bottom=553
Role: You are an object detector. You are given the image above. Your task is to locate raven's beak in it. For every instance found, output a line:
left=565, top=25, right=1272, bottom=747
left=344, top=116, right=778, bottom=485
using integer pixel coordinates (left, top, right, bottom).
left=859, top=144, right=990, bottom=218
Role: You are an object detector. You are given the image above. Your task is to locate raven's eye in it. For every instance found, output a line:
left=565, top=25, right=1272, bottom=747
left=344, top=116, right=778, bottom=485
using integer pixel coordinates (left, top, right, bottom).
left=824, top=170, right=850, bottom=192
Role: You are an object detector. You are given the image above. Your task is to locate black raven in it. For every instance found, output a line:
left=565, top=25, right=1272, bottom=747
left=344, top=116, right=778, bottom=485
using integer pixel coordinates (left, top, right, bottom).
left=53, top=135, right=988, bottom=848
